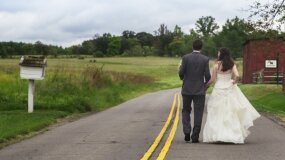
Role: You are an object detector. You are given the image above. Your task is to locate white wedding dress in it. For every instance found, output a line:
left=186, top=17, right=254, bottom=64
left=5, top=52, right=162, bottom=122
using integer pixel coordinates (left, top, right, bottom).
left=203, top=73, right=260, bottom=144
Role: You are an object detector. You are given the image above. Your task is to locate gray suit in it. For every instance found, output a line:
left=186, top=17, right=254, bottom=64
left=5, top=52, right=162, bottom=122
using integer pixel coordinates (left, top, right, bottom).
left=179, top=51, right=211, bottom=140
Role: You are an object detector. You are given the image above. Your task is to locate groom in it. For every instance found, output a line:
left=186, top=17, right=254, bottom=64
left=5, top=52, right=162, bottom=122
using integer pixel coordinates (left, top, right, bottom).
left=179, top=39, right=211, bottom=143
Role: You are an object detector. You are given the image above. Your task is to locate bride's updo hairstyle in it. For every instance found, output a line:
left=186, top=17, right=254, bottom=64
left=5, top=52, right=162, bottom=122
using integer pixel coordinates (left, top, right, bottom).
left=218, top=47, right=234, bottom=72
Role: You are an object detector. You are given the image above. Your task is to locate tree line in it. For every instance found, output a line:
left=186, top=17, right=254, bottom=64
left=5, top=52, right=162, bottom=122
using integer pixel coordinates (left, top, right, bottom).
left=1, top=16, right=284, bottom=59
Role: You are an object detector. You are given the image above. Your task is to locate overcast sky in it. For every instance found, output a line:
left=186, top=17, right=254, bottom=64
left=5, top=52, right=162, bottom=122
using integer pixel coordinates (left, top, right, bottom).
left=0, top=0, right=254, bottom=47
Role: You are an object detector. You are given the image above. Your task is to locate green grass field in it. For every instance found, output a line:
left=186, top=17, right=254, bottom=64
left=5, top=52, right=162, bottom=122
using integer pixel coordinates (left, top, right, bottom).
left=239, top=84, right=285, bottom=117
left=0, top=111, right=68, bottom=143
left=0, top=57, right=183, bottom=146
left=0, top=57, right=284, bottom=147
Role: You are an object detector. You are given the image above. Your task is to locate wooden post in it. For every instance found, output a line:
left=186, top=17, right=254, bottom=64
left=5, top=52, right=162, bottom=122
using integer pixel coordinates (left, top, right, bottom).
left=28, top=79, right=35, bottom=113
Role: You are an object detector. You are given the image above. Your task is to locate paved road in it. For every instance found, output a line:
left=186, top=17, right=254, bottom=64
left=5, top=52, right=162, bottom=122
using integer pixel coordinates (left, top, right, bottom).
left=0, top=88, right=285, bottom=160
left=167, top=104, right=285, bottom=160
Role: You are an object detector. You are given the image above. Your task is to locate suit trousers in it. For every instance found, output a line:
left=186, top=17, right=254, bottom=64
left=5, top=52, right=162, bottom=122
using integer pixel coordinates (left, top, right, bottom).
left=182, top=95, right=205, bottom=139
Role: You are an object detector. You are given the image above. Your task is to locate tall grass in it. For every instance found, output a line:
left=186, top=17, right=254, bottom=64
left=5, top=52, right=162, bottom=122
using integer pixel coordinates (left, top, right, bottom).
left=0, top=57, right=181, bottom=143
left=0, top=65, right=158, bottom=112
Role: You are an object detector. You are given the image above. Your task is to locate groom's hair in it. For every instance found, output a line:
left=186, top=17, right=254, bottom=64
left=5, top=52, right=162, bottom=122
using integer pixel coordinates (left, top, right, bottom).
left=193, top=39, right=203, bottom=50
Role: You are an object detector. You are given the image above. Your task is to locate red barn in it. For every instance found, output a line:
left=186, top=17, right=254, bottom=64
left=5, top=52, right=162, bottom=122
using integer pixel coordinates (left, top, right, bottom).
left=243, top=38, right=285, bottom=84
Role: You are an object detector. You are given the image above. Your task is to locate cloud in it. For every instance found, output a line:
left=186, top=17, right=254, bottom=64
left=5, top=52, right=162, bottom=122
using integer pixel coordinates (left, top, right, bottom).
left=0, top=0, right=253, bottom=47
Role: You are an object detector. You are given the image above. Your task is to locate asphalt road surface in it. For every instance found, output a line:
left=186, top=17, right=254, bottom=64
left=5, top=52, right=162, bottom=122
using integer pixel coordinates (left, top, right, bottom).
left=0, top=88, right=285, bottom=160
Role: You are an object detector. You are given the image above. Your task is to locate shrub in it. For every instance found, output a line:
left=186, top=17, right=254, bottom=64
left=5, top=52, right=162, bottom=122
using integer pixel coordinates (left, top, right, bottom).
left=77, top=56, right=85, bottom=60
left=94, top=51, right=104, bottom=57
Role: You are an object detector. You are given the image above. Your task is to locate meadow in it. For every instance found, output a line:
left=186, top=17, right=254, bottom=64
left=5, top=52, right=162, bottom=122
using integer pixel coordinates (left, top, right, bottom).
left=0, top=57, right=284, bottom=147
left=0, top=57, right=182, bottom=147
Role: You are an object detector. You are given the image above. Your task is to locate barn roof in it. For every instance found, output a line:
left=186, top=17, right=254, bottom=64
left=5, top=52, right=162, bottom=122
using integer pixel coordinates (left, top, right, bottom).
left=243, top=36, right=285, bottom=46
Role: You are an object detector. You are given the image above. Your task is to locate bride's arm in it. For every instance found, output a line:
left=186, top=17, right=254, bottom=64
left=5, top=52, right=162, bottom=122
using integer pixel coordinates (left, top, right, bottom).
left=206, top=63, right=218, bottom=86
left=232, top=64, right=239, bottom=84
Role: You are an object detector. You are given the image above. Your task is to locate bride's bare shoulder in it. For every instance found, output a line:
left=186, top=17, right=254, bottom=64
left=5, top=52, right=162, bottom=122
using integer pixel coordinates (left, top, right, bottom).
left=213, top=61, right=221, bottom=69
left=215, top=60, right=222, bottom=64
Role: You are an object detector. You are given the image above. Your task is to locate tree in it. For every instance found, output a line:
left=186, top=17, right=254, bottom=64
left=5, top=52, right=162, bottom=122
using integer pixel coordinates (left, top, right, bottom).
left=122, top=30, right=136, bottom=39
left=120, top=37, right=139, bottom=54
left=214, top=17, right=256, bottom=58
left=107, top=37, right=121, bottom=56
left=154, top=24, right=174, bottom=56
left=173, top=25, right=184, bottom=38
left=47, top=46, right=56, bottom=57
left=94, top=33, right=112, bottom=55
left=119, top=31, right=139, bottom=54
left=169, top=38, right=186, bottom=56
left=250, top=29, right=281, bottom=39
left=222, top=17, right=255, bottom=36
left=136, top=32, right=154, bottom=48
left=68, top=45, right=81, bottom=55
left=35, top=41, right=49, bottom=55
left=203, top=37, right=217, bottom=57
left=135, top=32, right=154, bottom=56
left=82, top=40, right=95, bottom=55
left=182, top=29, right=201, bottom=55
left=249, top=0, right=285, bottom=30
left=22, top=43, right=35, bottom=55
left=221, top=30, right=243, bottom=58
left=195, top=16, right=219, bottom=37
left=0, top=45, right=8, bottom=58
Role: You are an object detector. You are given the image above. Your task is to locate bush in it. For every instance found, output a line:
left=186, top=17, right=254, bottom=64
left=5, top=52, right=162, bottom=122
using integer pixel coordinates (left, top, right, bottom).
left=77, top=56, right=85, bottom=60
left=94, top=51, right=104, bottom=57
left=121, top=45, right=156, bottom=57
left=89, top=59, right=96, bottom=63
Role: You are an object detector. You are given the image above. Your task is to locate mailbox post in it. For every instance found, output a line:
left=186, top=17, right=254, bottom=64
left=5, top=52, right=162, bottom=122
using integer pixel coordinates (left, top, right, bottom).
left=19, top=56, right=47, bottom=113
left=28, top=79, right=35, bottom=113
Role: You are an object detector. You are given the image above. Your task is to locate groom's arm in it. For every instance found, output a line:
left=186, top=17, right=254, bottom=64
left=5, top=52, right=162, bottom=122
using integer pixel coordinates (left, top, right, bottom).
left=204, top=58, right=211, bottom=83
left=179, top=57, right=185, bottom=80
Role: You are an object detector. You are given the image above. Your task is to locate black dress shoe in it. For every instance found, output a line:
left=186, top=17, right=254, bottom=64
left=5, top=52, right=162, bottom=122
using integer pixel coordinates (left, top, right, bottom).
left=184, top=133, right=190, bottom=142
left=192, top=139, right=199, bottom=143
left=191, top=134, right=199, bottom=143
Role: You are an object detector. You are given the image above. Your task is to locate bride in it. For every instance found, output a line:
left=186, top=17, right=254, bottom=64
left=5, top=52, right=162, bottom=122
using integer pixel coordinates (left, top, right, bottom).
left=203, top=47, right=260, bottom=144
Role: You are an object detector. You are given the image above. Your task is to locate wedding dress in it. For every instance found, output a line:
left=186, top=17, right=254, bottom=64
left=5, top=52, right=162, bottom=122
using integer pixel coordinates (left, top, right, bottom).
left=203, top=72, right=260, bottom=144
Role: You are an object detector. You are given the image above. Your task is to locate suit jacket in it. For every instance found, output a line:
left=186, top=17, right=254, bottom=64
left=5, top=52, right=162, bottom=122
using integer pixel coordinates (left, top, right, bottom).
left=179, top=51, right=211, bottom=95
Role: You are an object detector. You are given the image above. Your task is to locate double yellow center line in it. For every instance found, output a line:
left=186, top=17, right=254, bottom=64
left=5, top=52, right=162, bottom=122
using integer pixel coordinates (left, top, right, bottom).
left=141, top=93, right=181, bottom=160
